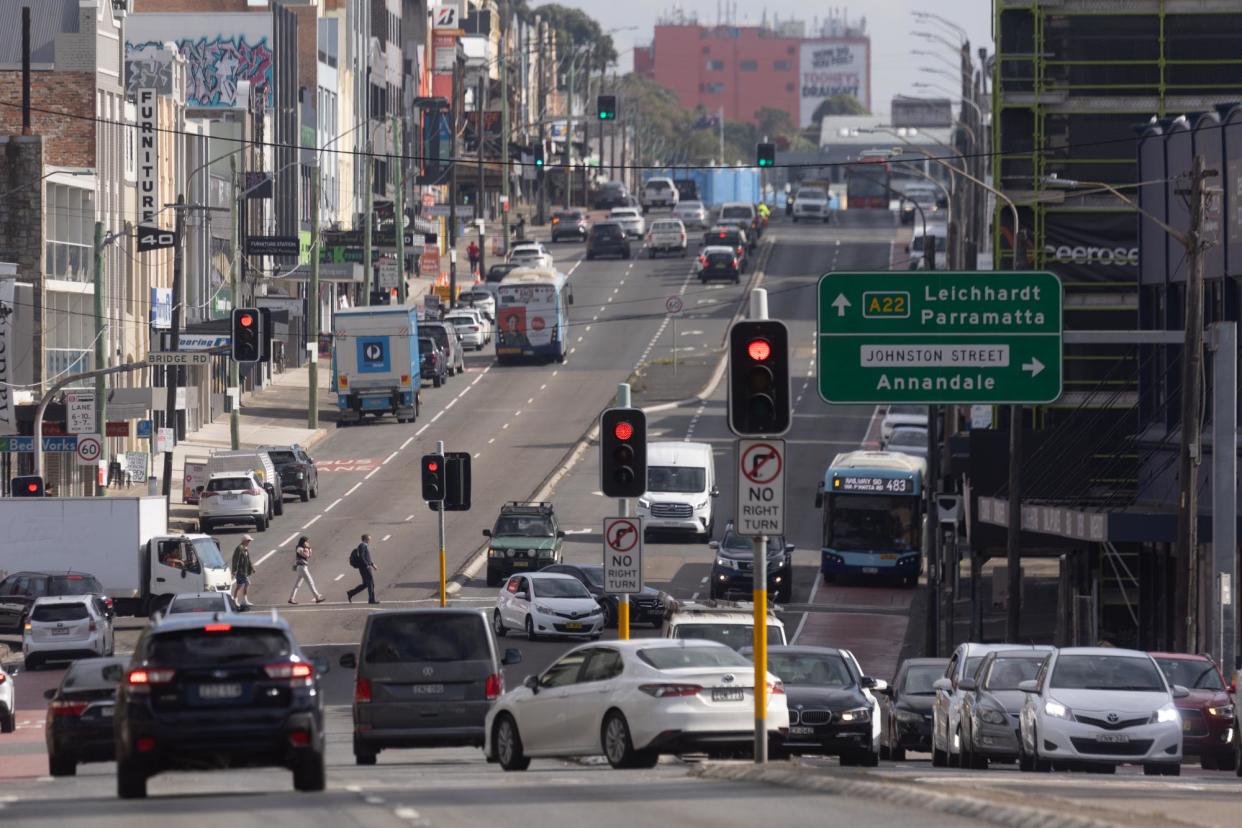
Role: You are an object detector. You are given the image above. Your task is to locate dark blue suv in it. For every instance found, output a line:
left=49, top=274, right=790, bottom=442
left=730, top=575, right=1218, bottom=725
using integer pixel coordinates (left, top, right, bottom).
left=708, top=523, right=794, bottom=603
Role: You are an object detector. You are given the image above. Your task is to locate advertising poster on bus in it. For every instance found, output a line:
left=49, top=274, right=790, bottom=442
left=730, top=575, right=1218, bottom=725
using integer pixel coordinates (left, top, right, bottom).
left=497, top=284, right=555, bottom=351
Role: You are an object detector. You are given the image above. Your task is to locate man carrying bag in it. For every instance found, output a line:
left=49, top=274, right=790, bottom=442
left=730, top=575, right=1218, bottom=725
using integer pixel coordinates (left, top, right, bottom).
left=346, top=533, right=379, bottom=604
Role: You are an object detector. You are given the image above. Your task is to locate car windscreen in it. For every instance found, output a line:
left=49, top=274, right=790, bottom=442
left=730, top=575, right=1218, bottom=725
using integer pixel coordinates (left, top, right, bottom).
left=721, top=206, right=753, bottom=219
left=265, top=450, right=297, bottom=465
left=721, top=533, right=784, bottom=554
left=611, top=210, right=638, bottom=218
left=47, top=575, right=102, bottom=596
left=647, top=465, right=705, bottom=493
left=445, top=316, right=476, bottom=327
left=679, top=201, right=704, bottom=210
left=798, top=188, right=826, bottom=200
left=766, top=652, right=853, bottom=687
left=888, top=405, right=926, bottom=417
left=652, top=221, right=681, bottom=232
left=646, top=180, right=672, bottom=191
left=364, top=613, right=490, bottom=664
left=672, top=623, right=783, bottom=649
left=207, top=477, right=252, bottom=492
left=493, top=516, right=554, bottom=537
left=168, top=596, right=228, bottom=614
left=828, top=495, right=917, bottom=552
left=62, top=658, right=126, bottom=692
left=32, top=603, right=89, bottom=622
left=191, top=539, right=227, bottom=571
left=888, top=430, right=927, bottom=447
left=577, top=565, right=606, bottom=589
left=901, top=664, right=943, bottom=695
left=706, top=250, right=735, bottom=263
left=639, top=645, right=750, bottom=670
left=1050, top=654, right=1166, bottom=692
left=1153, top=657, right=1225, bottom=690
left=147, top=628, right=292, bottom=665
left=592, top=224, right=623, bottom=238
left=983, top=657, right=1045, bottom=690
left=531, top=578, right=591, bottom=599
left=418, top=338, right=436, bottom=352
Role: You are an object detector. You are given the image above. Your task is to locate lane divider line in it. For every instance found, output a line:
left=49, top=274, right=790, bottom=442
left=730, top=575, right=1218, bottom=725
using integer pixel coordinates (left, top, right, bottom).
left=344, top=482, right=362, bottom=497
left=400, top=436, right=415, bottom=449
left=383, top=451, right=399, bottom=464
left=301, top=515, right=322, bottom=530
left=323, top=497, right=344, bottom=512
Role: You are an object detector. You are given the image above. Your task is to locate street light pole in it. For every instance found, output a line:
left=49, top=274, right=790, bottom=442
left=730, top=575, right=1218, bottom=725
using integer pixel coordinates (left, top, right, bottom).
left=309, top=158, right=320, bottom=430
left=93, top=221, right=106, bottom=494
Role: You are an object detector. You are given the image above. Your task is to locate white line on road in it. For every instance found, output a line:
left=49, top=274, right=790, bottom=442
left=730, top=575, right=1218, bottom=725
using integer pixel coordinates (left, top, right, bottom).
left=416, top=424, right=429, bottom=435
left=334, top=573, right=345, bottom=582
left=552, top=370, right=559, bottom=376
left=474, top=452, right=481, bottom=459
left=301, top=515, right=322, bottom=530
left=792, top=571, right=822, bottom=644
left=405, top=514, right=415, bottom=522
left=431, top=410, right=444, bottom=422
left=444, top=398, right=457, bottom=410
left=570, top=347, right=576, bottom=354
left=400, top=437, right=414, bottom=450
left=255, top=549, right=279, bottom=566
left=279, top=533, right=298, bottom=547
left=539, top=384, right=547, bottom=391
left=323, top=497, right=344, bottom=512
left=487, top=437, right=495, bottom=444
left=364, top=468, right=380, bottom=480
left=527, top=397, right=534, bottom=404
left=700, top=576, right=708, bottom=584
left=513, top=410, right=522, bottom=417
left=382, top=534, right=391, bottom=542
left=502, top=423, right=509, bottom=429
left=383, top=451, right=399, bottom=464
left=344, top=482, right=362, bottom=497
left=691, top=592, right=699, bottom=600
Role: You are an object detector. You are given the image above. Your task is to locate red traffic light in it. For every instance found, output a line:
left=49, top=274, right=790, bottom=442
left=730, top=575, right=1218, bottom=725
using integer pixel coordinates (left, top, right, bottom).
left=613, top=421, right=634, bottom=441
left=747, top=339, right=772, bottom=362
left=25, top=482, right=39, bottom=493
left=426, top=461, right=439, bottom=472
left=239, top=313, right=254, bottom=328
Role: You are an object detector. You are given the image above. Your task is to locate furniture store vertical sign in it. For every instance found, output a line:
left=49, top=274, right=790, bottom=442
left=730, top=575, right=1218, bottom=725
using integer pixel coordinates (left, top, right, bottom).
left=137, top=88, right=158, bottom=224
left=0, top=275, right=13, bottom=435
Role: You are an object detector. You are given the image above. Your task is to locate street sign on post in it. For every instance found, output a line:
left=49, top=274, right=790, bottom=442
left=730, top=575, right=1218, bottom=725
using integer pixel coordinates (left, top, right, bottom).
left=147, top=351, right=210, bottom=366
left=245, top=235, right=301, bottom=257
left=65, top=391, right=95, bottom=434
left=817, top=271, right=1063, bottom=404
left=603, top=516, right=644, bottom=594
left=75, top=433, right=102, bottom=466
left=736, top=439, right=786, bottom=537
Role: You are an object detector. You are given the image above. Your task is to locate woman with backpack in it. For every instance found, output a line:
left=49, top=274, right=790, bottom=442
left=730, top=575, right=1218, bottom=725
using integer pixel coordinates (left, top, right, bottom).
left=288, top=535, right=326, bottom=604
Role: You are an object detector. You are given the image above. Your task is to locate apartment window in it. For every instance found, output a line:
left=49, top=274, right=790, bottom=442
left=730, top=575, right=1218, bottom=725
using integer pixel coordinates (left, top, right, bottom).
left=702, top=46, right=710, bottom=55
left=706, top=59, right=725, bottom=71
left=45, top=183, right=95, bottom=283
left=774, top=59, right=791, bottom=71
left=739, top=60, right=758, bottom=71
left=699, top=82, right=725, bottom=94
left=786, top=82, right=795, bottom=92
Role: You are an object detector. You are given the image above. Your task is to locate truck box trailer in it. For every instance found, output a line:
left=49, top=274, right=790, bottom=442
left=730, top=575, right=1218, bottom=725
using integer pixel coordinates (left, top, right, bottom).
left=331, top=305, right=422, bottom=426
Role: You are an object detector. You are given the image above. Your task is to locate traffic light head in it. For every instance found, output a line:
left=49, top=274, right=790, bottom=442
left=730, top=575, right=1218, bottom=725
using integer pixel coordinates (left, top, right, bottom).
left=534, top=143, right=545, bottom=169
left=12, top=475, right=44, bottom=497
left=728, top=320, right=790, bottom=436
left=600, top=408, right=647, bottom=498
left=597, top=94, right=617, bottom=121
left=757, top=142, right=776, bottom=168
left=231, top=307, right=262, bottom=363
left=421, top=453, right=446, bottom=503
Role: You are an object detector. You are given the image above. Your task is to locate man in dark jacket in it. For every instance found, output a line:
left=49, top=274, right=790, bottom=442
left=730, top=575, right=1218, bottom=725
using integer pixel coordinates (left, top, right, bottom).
left=347, top=533, right=379, bottom=604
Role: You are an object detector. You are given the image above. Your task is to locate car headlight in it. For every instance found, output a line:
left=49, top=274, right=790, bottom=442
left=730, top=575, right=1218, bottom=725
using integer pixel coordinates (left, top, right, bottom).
left=1044, top=699, right=1072, bottom=720
left=488, top=547, right=501, bottom=558
left=694, top=499, right=708, bottom=510
left=716, top=558, right=738, bottom=570
left=638, top=498, right=651, bottom=509
left=894, top=708, right=924, bottom=723
left=535, top=605, right=555, bottom=614
left=977, top=706, right=1008, bottom=726
left=1153, top=704, right=1180, bottom=724
left=537, top=549, right=554, bottom=557
left=839, top=706, right=871, bottom=723
left=587, top=607, right=603, bottom=616
left=1207, top=704, right=1234, bottom=719
left=295, top=471, right=304, bottom=479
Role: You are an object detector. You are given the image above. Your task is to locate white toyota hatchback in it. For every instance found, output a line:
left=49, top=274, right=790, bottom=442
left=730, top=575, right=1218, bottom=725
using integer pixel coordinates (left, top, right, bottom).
left=0, top=663, right=15, bottom=733
left=23, top=596, right=114, bottom=671
left=1018, top=647, right=1186, bottom=775
left=485, top=639, right=789, bottom=769
left=199, top=472, right=269, bottom=533
left=493, top=572, right=604, bottom=641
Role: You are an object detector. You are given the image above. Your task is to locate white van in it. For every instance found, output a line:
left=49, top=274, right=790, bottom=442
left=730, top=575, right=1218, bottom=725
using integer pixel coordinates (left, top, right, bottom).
left=662, top=599, right=788, bottom=650
left=637, top=441, right=718, bottom=540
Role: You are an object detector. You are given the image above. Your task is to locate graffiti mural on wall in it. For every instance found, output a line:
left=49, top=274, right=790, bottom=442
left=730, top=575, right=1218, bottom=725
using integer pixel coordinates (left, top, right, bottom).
left=126, top=35, right=272, bottom=108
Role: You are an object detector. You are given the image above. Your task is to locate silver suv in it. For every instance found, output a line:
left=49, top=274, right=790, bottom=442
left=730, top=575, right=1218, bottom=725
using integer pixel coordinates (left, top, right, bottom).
left=640, top=177, right=679, bottom=213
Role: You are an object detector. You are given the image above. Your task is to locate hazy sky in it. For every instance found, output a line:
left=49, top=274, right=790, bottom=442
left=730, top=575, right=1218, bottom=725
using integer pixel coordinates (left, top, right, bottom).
left=539, top=0, right=994, bottom=114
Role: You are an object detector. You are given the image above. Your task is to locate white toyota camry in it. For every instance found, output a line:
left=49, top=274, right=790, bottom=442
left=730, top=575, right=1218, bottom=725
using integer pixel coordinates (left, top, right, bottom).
left=484, top=639, right=789, bottom=769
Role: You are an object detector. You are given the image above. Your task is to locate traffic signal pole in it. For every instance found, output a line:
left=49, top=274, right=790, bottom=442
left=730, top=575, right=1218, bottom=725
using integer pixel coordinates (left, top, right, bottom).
left=749, top=288, right=769, bottom=765
left=615, top=382, right=631, bottom=640
left=160, top=198, right=186, bottom=514
left=438, top=439, right=448, bottom=607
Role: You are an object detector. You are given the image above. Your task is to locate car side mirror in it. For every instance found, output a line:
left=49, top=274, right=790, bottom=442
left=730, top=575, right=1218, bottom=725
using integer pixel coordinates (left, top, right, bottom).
left=870, top=679, right=889, bottom=693
left=502, top=648, right=522, bottom=666
left=339, top=652, right=357, bottom=670
left=1018, top=679, right=1038, bottom=693
left=710, top=487, right=720, bottom=498
left=482, top=529, right=492, bottom=538
left=784, top=543, right=796, bottom=553
left=180, top=567, right=188, bottom=579
left=860, top=676, right=877, bottom=689
left=708, top=541, right=720, bottom=551
left=1230, top=678, right=1238, bottom=694
left=44, top=688, right=56, bottom=700
left=814, top=481, right=825, bottom=509
left=516, top=591, right=529, bottom=601
left=1172, top=684, right=1190, bottom=699
left=557, top=531, right=566, bottom=538
left=957, top=677, right=977, bottom=692
left=523, top=674, right=539, bottom=694
left=932, top=677, right=953, bottom=693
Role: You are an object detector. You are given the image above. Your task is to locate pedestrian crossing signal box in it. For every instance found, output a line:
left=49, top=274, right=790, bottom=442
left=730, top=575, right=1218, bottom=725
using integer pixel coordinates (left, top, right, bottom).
left=12, top=475, right=44, bottom=497
left=425, top=453, right=471, bottom=511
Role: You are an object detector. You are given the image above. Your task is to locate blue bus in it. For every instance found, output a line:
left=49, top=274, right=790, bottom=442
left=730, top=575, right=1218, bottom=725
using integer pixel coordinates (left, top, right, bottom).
left=814, top=450, right=926, bottom=585
left=495, top=268, right=572, bottom=364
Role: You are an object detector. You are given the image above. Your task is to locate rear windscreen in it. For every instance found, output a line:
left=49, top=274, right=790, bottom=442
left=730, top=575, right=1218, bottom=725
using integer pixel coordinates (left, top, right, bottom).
left=207, top=477, right=252, bottom=492
left=47, top=576, right=101, bottom=596
left=168, top=597, right=228, bottom=614
left=32, top=604, right=89, bottom=622
left=266, top=451, right=297, bottom=464
left=365, top=614, right=490, bottom=663
left=147, top=628, right=292, bottom=665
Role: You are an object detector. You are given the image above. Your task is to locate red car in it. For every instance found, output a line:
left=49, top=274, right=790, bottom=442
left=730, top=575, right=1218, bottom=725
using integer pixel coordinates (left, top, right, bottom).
left=1149, top=652, right=1236, bottom=769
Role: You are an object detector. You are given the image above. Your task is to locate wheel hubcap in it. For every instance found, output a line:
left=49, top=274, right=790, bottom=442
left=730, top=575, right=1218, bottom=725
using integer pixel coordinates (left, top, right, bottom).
left=498, top=721, right=514, bottom=763
left=605, top=718, right=626, bottom=762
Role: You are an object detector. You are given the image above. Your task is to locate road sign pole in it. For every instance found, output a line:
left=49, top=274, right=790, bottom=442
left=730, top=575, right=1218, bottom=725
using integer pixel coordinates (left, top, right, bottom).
left=750, top=287, right=769, bottom=766
left=438, top=439, right=447, bottom=607
left=616, top=382, right=631, bottom=641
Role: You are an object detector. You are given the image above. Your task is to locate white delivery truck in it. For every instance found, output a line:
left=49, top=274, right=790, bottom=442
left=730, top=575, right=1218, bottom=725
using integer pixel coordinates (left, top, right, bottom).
left=0, top=496, right=232, bottom=617
left=332, top=305, right=422, bottom=426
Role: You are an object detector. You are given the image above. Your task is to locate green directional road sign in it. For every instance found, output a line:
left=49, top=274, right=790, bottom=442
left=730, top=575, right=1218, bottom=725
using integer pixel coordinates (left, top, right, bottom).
left=817, top=271, right=1063, bottom=404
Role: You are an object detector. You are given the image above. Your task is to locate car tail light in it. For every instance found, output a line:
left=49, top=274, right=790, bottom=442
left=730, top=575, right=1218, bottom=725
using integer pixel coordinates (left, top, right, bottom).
left=127, top=667, right=175, bottom=692
left=88, top=620, right=97, bottom=633
left=50, top=699, right=88, bottom=717
left=246, top=488, right=263, bottom=496
left=288, top=730, right=312, bottom=747
left=0, top=673, right=6, bottom=685
left=736, top=246, right=745, bottom=257
left=264, top=662, right=314, bottom=681
left=732, top=258, right=739, bottom=269
left=136, top=737, right=156, bottom=753
left=104, top=597, right=114, bottom=610
left=204, top=623, right=232, bottom=632
left=698, top=255, right=707, bottom=267
left=355, top=677, right=372, bottom=704
left=485, top=673, right=503, bottom=700
left=469, top=325, right=480, bottom=332
left=639, top=683, right=703, bottom=698
left=768, top=680, right=785, bottom=695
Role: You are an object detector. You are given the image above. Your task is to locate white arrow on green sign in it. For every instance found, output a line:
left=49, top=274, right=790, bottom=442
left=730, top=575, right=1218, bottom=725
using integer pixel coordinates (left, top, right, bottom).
left=817, top=271, right=1063, bottom=404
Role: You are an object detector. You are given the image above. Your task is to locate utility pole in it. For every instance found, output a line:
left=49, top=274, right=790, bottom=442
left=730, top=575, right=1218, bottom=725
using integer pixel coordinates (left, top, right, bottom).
left=394, top=118, right=406, bottom=303
left=476, top=71, right=487, bottom=277
left=160, top=197, right=186, bottom=512
left=609, top=71, right=617, bottom=177
left=1006, top=228, right=1025, bottom=643
left=364, top=67, right=374, bottom=305
left=500, top=2, right=511, bottom=253
left=536, top=22, right=547, bottom=225
left=308, top=158, right=320, bottom=430
left=1176, top=154, right=1212, bottom=651
left=93, top=221, right=106, bottom=494
left=564, top=54, right=575, bottom=207
left=450, top=54, right=461, bottom=307
left=229, top=158, right=241, bottom=450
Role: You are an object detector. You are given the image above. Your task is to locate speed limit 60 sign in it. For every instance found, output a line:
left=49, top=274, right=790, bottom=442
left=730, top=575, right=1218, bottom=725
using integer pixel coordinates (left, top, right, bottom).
left=75, top=433, right=103, bottom=466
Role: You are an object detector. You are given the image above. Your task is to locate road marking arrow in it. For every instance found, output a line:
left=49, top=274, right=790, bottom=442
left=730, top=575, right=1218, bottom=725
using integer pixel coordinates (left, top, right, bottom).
left=1022, top=357, right=1045, bottom=378
left=832, top=293, right=851, bottom=317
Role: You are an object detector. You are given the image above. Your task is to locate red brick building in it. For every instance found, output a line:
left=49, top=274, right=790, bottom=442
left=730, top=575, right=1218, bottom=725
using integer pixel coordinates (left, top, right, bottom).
left=634, top=22, right=870, bottom=127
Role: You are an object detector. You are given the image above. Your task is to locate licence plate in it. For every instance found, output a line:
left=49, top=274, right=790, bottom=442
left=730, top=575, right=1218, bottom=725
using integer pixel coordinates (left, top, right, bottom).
left=223, top=494, right=237, bottom=501
left=880, top=554, right=897, bottom=560
left=712, top=688, right=744, bottom=702
left=512, top=560, right=529, bottom=567
left=861, top=567, right=879, bottom=574
left=788, top=725, right=815, bottom=735
left=197, top=683, right=243, bottom=700
left=1097, top=733, right=1130, bottom=744
left=51, top=627, right=72, bottom=636
left=412, top=684, right=444, bottom=695
left=97, top=704, right=115, bottom=718
left=564, top=622, right=583, bottom=630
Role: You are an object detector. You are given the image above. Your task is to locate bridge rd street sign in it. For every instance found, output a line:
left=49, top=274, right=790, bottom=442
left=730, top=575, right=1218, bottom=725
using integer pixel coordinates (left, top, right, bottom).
left=817, top=271, right=1063, bottom=404
left=602, top=516, right=644, bottom=594
left=736, top=439, right=785, bottom=537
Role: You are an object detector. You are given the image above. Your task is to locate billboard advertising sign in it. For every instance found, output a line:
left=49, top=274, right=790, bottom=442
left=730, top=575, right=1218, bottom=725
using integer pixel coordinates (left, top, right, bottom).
left=798, top=41, right=869, bottom=128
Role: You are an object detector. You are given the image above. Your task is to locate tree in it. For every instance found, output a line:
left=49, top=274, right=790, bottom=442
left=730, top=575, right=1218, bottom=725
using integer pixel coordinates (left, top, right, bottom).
left=810, top=94, right=868, bottom=126
left=754, top=106, right=796, bottom=141
left=532, top=4, right=618, bottom=70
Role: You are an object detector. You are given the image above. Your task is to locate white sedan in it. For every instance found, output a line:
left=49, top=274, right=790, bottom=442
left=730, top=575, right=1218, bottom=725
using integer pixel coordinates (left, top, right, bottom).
left=444, top=310, right=489, bottom=350
left=0, top=663, right=15, bottom=733
left=23, top=596, right=114, bottom=670
left=485, top=639, right=790, bottom=769
left=493, top=572, right=605, bottom=640
left=609, top=207, right=646, bottom=238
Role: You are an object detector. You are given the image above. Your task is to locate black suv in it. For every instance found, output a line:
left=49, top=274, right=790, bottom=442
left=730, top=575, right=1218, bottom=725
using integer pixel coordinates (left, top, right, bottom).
left=114, top=613, right=327, bottom=799
left=586, top=221, right=631, bottom=260
left=542, top=563, right=668, bottom=628
left=551, top=210, right=589, bottom=242
left=0, top=571, right=110, bottom=634
left=419, top=335, right=448, bottom=387
left=259, top=445, right=319, bottom=503
left=702, top=226, right=748, bottom=268
left=708, top=524, right=794, bottom=603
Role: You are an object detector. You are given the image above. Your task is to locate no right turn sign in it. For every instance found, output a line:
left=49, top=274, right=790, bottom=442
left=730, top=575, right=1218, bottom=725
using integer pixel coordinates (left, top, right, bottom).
left=736, top=439, right=786, bottom=537
left=602, top=516, right=644, bottom=594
